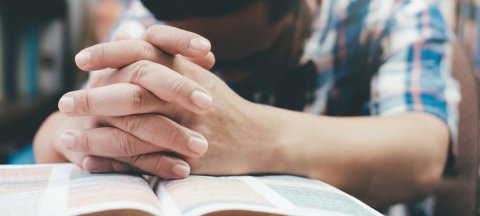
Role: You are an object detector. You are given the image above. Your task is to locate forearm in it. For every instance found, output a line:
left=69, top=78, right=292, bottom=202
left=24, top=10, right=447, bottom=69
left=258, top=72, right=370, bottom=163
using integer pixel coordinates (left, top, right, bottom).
left=251, top=104, right=449, bottom=208
left=33, top=112, right=81, bottom=163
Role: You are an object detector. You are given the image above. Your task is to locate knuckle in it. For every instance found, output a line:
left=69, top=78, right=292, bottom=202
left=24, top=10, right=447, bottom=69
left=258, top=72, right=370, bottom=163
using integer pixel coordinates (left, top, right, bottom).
left=168, top=77, right=187, bottom=100
left=82, top=132, right=93, bottom=153
left=152, top=156, right=169, bottom=174
left=167, top=125, right=183, bottom=148
left=138, top=41, right=155, bottom=59
left=130, top=86, right=145, bottom=110
left=79, top=91, right=94, bottom=114
left=121, top=115, right=143, bottom=133
left=129, top=60, right=150, bottom=84
left=172, top=35, right=186, bottom=50
left=116, top=132, right=136, bottom=157
left=128, top=155, right=142, bottom=169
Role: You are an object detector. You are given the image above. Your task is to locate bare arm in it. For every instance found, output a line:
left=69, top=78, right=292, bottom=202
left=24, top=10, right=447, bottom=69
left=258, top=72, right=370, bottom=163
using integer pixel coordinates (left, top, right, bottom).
left=249, top=104, right=448, bottom=208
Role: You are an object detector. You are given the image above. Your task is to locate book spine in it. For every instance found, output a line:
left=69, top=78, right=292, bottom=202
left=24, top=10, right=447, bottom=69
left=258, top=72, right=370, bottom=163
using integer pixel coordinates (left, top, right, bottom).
left=4, top=12, right=16, bottom=99
left=16, top=23, right=40, bottom=99
left=0, top=9, right=4, bottom=102
left=26, top=24, right=39, bottom=98
left=475, top=4, right=480, bottom=73
left=16, top=27, right=27, bottom=99
left=38, top=19, right=63, bottom=94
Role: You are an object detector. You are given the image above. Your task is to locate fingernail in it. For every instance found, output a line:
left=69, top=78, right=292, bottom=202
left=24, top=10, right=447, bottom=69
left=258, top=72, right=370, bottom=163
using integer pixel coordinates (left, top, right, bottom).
left=172, top=164, right=190, bottom=178
left=58, top=96, right=74, bottom=113
left=191, top=90, right=213, bottom=109
left=188, top=136, right=208, bottom=154
left=82, top=157, right=102, bottom=172
left=60, top=132, right=76, bottom=148
left=189, top=37, right=211, bottom=51
left=75, top=51, right=91, bottom=67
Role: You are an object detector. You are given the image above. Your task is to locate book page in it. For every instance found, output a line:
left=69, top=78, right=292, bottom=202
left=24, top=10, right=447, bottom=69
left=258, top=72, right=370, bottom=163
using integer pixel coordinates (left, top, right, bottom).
left=255, top=175, right=382, bottom=216
left=154, top=175, right=382, bottom=216
left=0, top=164, right=162, bottom=216
left=155, top=175, right=283, bottom=216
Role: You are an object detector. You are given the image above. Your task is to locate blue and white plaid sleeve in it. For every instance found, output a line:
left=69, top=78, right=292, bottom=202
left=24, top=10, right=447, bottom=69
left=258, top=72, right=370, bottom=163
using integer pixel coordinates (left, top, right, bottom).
left=370, top=1, right=461, bottom=155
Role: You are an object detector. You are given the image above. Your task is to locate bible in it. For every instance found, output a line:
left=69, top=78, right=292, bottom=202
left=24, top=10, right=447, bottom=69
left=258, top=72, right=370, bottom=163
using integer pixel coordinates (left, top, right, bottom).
left=0, top=164, right=382, bottom=216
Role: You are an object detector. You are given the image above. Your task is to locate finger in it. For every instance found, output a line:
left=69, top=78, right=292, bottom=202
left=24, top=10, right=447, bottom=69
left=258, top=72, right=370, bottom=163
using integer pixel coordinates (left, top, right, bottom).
left=121, top=60, right=213, bottom=113
left=59, top=128, right=167, bottom=157
left=83, top=154, right=191, bottom=179
left=60, top=62, right=212, bottom=115
left=95, top=60, right=212, bottom=114
left=106, top=114, right=209, bottom=158
left=142, top=25, right=211, bottom=59
left=87, top=68, right=117, bottom=88
left=184, top=52, right=216, bottom=70
left=75, top=26, right=211, bottom=71
left=87, top=54, right=213, bottom=90
left=82, top=156, right=135, bottom=173
left=58, top=83, right=174, bottom=117
left=75, top=40, right=170, bottom=71
left=120, top=154, right=191, bottom=179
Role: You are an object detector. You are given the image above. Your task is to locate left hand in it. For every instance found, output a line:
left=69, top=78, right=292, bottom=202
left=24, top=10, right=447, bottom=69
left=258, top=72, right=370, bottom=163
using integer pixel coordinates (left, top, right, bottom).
left=59, top=26, right=277, bottom=177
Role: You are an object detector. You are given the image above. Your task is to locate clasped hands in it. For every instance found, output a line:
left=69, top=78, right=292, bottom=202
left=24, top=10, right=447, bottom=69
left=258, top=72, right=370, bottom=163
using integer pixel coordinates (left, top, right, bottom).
left=55, top=26, right=271, bottom=179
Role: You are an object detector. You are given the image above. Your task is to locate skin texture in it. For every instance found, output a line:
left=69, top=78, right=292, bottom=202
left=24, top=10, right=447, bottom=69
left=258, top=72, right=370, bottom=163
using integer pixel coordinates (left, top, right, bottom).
left=34, top=0, right=450, bottom=208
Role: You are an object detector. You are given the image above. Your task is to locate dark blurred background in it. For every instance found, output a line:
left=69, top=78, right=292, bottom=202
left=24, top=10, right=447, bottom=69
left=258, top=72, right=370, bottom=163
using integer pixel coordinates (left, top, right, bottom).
left=0, top=0, right=125, bottom=164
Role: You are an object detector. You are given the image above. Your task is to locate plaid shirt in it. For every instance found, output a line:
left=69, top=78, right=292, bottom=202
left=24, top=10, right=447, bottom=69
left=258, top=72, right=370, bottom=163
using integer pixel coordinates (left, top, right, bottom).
left=301, top=0, right=460, bottom=152
left=458, top=0, right=480, bottom=76
left=110, top=1, right=461, bottom=214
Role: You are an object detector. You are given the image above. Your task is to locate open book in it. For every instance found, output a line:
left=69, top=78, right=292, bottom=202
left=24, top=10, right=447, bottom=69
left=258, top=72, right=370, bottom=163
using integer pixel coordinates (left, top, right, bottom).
left=0, top=164, right=382, bottom=216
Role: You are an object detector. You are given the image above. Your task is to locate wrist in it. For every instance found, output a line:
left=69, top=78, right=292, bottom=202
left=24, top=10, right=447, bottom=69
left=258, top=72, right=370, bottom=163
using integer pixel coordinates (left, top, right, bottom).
left=244, top=103, right=305, bottom=176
